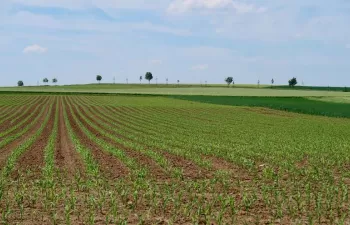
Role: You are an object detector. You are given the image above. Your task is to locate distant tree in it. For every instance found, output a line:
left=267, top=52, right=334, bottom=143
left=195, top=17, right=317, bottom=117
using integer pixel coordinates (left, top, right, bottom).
left=288, top=77, right=298, bottom=87
left=52, top=78, right=58, bottom=84
left=43, top=78, right=49, bottom=85
left=225, top=77, right=233, bottom=87
left=166, top=78, right=168, bottom=85
left=139, top=76, right=142, bottom=84
left=257, top=80, right=260, bottom=88
left=177, top=80, right=180, bottom=86
left=145, top=72, right=153, bottom=84
left=344, top=87, right=348, bottom=92
left=271, top=78, right=274, bottom=88
left=96, top=75, right=102, bottom=84
left=17, top=80, right=24, bottom=87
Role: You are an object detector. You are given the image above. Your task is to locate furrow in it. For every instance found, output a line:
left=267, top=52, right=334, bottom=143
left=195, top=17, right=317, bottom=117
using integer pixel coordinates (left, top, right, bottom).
left=73, top=103, right=170, bottom=180
left=73, top=100, right=209, bottom=179
left=14, top=99, right=57, bottom=177
left=64, top=96, right=128, bottom=179
left=0, top=101, right=53, bottom=180
left=54, top=97, right=86, bottom=177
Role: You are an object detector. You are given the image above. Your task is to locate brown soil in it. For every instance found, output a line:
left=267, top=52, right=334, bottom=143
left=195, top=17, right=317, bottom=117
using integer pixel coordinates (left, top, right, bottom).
left=0, top=106, right=13, bottom=119
left=90, top=105, right=211, bottom=179
left=162, top=151, right=212, bottom=179
left=75, top=105, right=169, bottom=180
left=64, top=98, right=129, bottom=179
left=0, top=96, right=46, bottom=130
left=0, top=105, right=27, bottom=130
left=204, top=155, right=253, bottom=180
left=0, top=104, right=46, bottom=143
left=0, top=104, right=50, bottom=173
left=243, top=107, right=295, bottom=118
left=102, top=106, right=146, bottom=134
left=13, top=102, right=57, bottom=176
left=55, top=98, right=86, bottom=177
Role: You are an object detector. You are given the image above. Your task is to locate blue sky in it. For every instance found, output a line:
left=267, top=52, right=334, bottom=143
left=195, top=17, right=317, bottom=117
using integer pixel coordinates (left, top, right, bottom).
left=0, top=0, right=350, bottom=86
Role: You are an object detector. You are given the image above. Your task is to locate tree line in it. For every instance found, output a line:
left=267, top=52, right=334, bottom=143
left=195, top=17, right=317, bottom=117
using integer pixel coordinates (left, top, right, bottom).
left=224, top=77, right=297, bottom=87
left=16, top=75, right=347, bottom=92
left=96, top=72, right=168, bottom=85
left=17, top=78, right=58, bottom=87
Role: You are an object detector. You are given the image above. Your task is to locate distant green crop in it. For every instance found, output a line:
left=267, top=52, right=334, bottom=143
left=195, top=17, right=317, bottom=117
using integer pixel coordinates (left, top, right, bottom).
left=170, top=95, right=350, bottom=118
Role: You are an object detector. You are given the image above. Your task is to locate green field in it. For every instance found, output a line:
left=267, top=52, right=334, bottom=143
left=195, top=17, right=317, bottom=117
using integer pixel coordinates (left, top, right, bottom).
left=1, top=87, right=350, bottom=224
left=2, top=84, right=350, bottom=97
left=171, top=95, right=350, bottom=118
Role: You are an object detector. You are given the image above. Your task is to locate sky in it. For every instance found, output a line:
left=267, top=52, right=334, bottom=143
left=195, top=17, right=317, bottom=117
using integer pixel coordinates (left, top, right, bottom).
left=0, top=0, right=350, bottom=86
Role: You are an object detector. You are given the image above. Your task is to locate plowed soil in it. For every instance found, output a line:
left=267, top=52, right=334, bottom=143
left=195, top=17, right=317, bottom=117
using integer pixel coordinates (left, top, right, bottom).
left=91, top=105, right=211, bottom=179
left=55, top=99, right=85, bottom=177
left=76, top=105, right=169, bottom=180
left=13, top=103, right=56, bottom=176
left=64, top=98, right=129, bottom=179
left=0, top=104, right=50, bottom=173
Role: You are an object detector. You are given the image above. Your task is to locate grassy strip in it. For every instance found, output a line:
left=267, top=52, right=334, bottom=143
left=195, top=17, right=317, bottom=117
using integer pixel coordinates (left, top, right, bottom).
left=271, top=85, right=349, bottom=92
left=169, top=95, right=350, bottom=118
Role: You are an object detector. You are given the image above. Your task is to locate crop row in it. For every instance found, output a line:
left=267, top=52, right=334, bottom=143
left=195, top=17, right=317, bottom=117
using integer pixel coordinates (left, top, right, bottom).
left=0, top=95, right=349, bottom=224
left=81, top=96, right=350, bottom=170
left=0, top=96, right=45, bottom=126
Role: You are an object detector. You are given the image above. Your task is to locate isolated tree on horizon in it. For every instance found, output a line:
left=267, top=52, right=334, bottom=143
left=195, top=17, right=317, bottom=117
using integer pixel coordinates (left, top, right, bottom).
left=52, top=78, right=58, bottom=85
left=96, top=75, right=102, bottom=84
left=139, top=76, right=142, bottom=84
left=145, top=72, right=153, bottom=84
left=43, top=78, right=49, bottom=85
left=225, top=77, right=233, bottom=87
left=177, top=80, right=180, bottom=86
left=288, top=77, right=297, bottom=87
left=271, top=78, right=274, bottom=88
left=17, top=80, right=24, bottom=87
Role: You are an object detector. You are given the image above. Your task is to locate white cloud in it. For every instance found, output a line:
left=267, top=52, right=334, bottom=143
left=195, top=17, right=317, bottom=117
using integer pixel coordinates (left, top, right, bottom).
left=191, top=64, right=209, bottom=70
left=168, top=0, right=267, bottom=14
left=23, top=44, right=48, bottom=54
left=149, top=59, right=163, bottom=65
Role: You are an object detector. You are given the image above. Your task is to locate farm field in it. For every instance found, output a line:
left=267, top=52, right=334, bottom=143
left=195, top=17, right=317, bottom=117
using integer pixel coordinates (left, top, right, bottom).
left=0, top=94, right=350, bottom=224
left=1, top=84, right=350, bottom=97
left=171, top=95, right=350, bottom=118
